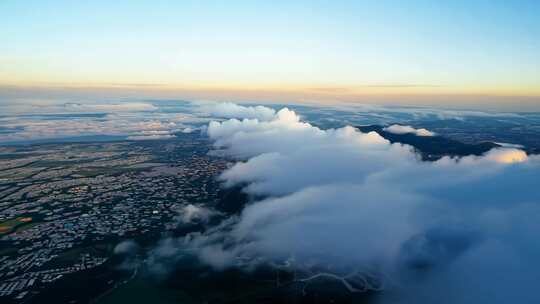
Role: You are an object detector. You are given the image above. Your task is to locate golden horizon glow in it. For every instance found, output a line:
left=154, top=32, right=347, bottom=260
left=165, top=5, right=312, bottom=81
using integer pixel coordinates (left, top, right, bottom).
left=1, top=80, right=539, bottom=98
left=1, top=2, right=539, bottom=108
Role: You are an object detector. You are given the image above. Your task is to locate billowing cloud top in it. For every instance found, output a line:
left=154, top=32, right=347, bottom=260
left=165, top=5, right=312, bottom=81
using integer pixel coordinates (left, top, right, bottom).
left=483, top=148, right=528, bottom=164
left=383, top=124, right=435, bottom=136
left=177, top=103, right=540, bottom=304
left=197, top=101, right=277, bottom=121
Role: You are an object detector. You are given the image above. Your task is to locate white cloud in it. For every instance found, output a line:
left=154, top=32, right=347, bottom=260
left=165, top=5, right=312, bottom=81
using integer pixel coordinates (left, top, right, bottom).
left=383, top=124, right=435, bottom=136
left=0, top=100, right=159, bottom=115
left=63, top=102, right=158, bottom=112
left=494, top=142, right=525, bottom=149
left=196, top=101, right=277, bottom=121
left=0, top=111, right=197, bottom=143
left=177, top=204, right=219, bottom=224
left=114, top=240, right=140, bottom=255
left=482, top=148, right=528, bottom=164
left=333, top=103, right=523, bottom=120
left=181, top=127, right=195, bottom=133
left=176, top=104, right=540, bottom=303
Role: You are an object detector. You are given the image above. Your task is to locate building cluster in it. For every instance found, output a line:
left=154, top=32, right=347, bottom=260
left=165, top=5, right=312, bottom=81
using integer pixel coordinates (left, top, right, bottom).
left=0, top=139, right=228, bottom=302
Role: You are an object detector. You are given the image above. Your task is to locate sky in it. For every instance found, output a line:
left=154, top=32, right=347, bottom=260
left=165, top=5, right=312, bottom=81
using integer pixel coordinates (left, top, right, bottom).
left=1, top=1, right=539, bottom=108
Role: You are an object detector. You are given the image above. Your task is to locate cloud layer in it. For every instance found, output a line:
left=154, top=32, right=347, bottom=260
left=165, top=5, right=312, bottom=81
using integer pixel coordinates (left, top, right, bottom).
left=197, top=101, right=277, bottom=121
left=180, top=104, right=540, bottom=303
left=383, top=124, right=435, bottom=136
left=0, top=102, right=205, bottom=143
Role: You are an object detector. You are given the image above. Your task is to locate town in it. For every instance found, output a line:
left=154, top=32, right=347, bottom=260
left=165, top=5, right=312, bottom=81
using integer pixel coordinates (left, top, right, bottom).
left=0, top=133, right=228, bottom=302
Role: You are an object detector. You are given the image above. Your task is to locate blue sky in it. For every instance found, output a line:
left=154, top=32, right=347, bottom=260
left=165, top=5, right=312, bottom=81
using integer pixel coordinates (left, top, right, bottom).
left=1, top=1, right=539, bottom=106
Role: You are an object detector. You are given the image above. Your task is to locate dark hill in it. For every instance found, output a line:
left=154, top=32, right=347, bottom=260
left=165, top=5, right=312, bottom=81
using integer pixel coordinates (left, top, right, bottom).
left=356, top=125, right=500, bottom=161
